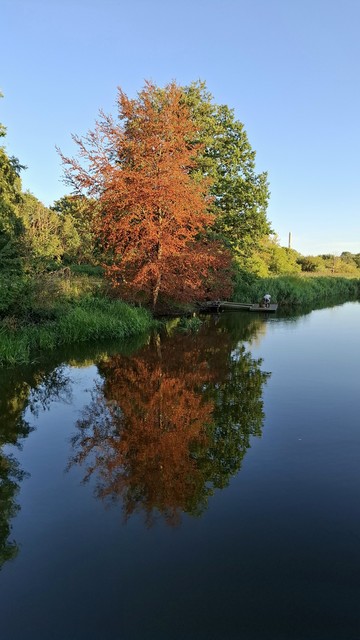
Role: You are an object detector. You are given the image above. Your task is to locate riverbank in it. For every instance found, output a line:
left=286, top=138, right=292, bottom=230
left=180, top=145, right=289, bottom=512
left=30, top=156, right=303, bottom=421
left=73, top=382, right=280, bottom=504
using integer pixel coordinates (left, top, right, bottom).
left=0, top=271, right=154, bottom=366
left=1, top=270, right=359, bottom=366
left=0, top=296, right=153, bottom=366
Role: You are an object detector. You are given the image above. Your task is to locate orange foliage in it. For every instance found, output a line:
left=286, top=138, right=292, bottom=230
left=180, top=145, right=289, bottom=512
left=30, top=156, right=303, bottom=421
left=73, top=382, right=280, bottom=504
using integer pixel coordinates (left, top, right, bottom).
left=69, top=323, right=269, bottom=526
left=71, top=334, right=218, bottom=526
left=60, top=81, right=233, bottom=308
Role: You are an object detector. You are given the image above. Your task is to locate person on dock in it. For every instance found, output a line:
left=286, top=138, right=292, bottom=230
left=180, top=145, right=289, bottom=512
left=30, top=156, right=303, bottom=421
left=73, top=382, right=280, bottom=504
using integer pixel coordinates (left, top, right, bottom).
left=262, top=293, right=271, bottom=308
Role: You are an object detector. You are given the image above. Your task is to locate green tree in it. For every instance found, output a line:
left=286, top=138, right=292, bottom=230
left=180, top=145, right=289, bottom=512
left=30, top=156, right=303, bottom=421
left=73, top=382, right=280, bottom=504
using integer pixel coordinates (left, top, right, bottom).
left=340, top=252, right=360, bottom=273
left=297, top=255, right=326, bottom=273
left=183, top=81, right=272, bottom=258
left=18, top=192, right=63, bottom=264
left=51, top=195, right=99, bottom=264
left=240, top=235, right=301, bottom=276
left=0, top=100, right=25, bottom=267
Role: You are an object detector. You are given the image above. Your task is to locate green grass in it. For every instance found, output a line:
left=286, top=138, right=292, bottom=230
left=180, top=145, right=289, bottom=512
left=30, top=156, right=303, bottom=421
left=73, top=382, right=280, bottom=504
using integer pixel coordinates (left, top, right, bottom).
left=0, top=298, right=154, bottom=366
left=0, top=332, right=31, bottom=366
left=233, top=273, right=360, bottom=306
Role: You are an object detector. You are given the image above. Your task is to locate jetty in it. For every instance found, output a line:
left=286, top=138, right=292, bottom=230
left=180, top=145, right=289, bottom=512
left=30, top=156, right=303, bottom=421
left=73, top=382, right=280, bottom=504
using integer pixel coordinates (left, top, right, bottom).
left=199, top=301, right=278, bottom=313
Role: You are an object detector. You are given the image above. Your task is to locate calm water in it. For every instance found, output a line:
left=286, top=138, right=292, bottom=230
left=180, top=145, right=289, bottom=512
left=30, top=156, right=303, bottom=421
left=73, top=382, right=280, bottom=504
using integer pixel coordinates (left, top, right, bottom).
left=1, top=302, right=360, bottom=639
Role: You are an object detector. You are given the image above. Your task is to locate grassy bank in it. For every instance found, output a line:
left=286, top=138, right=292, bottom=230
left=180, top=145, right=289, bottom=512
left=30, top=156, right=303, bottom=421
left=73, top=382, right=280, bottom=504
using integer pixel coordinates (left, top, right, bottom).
left=0, top=271, right=154, bottom=366
left=233, top=273, right=360, bottom=306
left=2, top=268, right=359, bottom=366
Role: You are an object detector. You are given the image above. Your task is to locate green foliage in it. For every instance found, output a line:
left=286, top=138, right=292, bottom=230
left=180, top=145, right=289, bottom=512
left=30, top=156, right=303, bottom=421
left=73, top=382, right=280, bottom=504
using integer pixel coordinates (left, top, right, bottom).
left=70, top=263, right=104, bottom=277
left=341, top=252, right=358, bottom=266
left=183, top=81, right=271, bottom=257
left=51, top=195, right=99, bottom=264
left=59, top=214, right=81, bottom=261
left=297, top=252, right=360, bottom=276
left=0, top=271, right=154, bottom=366
left=242, top=235, right=301, bottom=276
left=0, top=271, right=70, bottom=322
left=0, top=123, right=25, bottom=266
left=232, top=269, right=260, bottom=302
left=56, top=296, right=152, bottom=344
left=297, top=255, right=325, bottom=272
left=232, top=271, right=360, bottom=306
left=18, top=192, right=63, bottom=263
left=0, top=273, right=29, bottom=317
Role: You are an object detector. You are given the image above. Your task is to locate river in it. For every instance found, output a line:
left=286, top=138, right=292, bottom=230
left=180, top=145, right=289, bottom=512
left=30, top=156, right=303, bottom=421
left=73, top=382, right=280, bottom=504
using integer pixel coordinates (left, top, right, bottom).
left=0, top=302, right=359, bottom=639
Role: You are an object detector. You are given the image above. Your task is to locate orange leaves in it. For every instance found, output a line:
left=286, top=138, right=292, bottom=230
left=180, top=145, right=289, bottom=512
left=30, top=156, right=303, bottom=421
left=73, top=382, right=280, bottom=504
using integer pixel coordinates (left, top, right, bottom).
left=71, top=332, right=219, bottom=525
left=60, top=81, right=233, bottom=308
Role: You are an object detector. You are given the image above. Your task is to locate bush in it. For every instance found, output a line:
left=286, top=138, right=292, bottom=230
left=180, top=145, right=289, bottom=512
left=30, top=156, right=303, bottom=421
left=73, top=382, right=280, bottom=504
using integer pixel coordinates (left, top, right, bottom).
left=70, top=264, right=104, bottom=277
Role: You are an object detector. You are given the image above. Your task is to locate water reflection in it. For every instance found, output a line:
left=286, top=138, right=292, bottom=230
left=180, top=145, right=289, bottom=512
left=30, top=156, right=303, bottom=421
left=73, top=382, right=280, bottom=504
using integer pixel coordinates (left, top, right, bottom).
left=0, top=334, right=152, bottom=571
left=70, top=321, right=270, bottom=526
left=0, top=442, right=29, bottom=569
left=0, top=314, right=271, bottom=567
left=0, top=366, right=72, bottom=570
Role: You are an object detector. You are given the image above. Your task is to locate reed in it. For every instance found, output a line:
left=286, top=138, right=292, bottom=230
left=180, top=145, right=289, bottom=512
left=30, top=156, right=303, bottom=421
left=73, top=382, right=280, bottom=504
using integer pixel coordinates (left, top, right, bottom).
left=233, top=274, right=360, bottom=306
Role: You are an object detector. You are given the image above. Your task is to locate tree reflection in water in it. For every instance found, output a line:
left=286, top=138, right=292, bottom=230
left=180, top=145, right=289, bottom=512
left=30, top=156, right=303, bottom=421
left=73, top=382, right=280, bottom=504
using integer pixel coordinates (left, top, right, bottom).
left=0, top=366, right=72, bottom=570
left=0, top=441, right=30, bottom=569
left=70, top=321, right=271, bottom=526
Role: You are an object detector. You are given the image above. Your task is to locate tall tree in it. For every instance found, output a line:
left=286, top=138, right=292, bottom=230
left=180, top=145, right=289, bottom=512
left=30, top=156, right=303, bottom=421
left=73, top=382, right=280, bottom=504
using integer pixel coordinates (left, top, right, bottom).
left=183, top=81, right=271, bottom=258
left=18, top=192, right=63, bottom=263
left=60, top=82, right=232, bottom=309
left=0, top=96, right=25, bottom=266
left=51, top=195, right=99, bottom=264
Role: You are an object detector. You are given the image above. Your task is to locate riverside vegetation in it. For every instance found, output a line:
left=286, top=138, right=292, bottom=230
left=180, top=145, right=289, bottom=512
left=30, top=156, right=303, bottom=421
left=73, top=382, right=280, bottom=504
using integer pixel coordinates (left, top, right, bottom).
left=0, top=268, right=154, bottom=366
left=1, top=267, right=359, bottom=366
left=1, top=83, right=359, bottom=365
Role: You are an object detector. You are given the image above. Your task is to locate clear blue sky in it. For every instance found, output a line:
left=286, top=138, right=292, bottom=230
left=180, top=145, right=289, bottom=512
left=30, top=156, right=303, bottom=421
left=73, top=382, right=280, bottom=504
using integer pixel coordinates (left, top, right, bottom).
left=1, top=0, right=359, bottom=255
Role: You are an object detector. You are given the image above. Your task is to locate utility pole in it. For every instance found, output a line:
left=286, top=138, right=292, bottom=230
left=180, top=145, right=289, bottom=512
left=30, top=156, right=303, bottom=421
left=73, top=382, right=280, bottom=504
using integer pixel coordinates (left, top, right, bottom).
left=288, top=232, right=292, bottom=249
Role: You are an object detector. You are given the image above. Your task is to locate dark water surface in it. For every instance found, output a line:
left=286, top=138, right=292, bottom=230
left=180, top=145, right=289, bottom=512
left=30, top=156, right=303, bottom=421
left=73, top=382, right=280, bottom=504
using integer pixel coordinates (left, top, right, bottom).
left=1, top=302, right=360, bottom=639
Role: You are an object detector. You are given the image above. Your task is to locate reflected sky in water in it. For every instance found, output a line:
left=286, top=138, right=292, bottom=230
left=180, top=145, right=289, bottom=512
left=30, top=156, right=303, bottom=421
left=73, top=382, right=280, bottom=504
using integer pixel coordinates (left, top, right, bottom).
left=0, top=302, right=360, bottom=639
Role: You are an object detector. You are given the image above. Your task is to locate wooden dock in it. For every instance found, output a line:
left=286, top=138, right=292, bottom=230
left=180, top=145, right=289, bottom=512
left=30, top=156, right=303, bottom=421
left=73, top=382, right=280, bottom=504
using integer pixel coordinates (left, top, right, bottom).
left=199, top=301, right=278, bottom=313
left=248, top=303, right=278, bottom=313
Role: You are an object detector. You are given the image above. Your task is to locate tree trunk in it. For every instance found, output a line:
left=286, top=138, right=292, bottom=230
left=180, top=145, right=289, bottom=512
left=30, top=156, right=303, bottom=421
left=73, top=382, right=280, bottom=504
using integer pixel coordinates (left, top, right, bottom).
left=152, top=272, right=161, bottom=311
left=152, top=230, right=162, bottom=311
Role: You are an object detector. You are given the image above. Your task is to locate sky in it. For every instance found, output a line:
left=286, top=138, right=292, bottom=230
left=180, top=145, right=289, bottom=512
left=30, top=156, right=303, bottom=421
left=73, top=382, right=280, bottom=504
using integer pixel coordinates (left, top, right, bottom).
left=1, top=0, right=359, bottom=256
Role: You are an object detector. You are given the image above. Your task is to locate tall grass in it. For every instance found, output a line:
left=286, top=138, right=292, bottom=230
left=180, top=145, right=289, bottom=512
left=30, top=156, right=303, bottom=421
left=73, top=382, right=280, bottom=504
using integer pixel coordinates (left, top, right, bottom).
left=0, top=298, right=153, bottom=366
left=233, top=273, right=360, bottom=306
left=0, top=271, right=154, bottom=366
left=0, top=331, right=31, bottom=366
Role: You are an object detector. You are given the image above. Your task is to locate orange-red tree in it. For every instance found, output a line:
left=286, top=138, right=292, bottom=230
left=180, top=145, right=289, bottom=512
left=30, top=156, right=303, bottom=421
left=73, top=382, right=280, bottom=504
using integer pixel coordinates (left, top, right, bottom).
left=60, top=82, right=232, bottom=309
